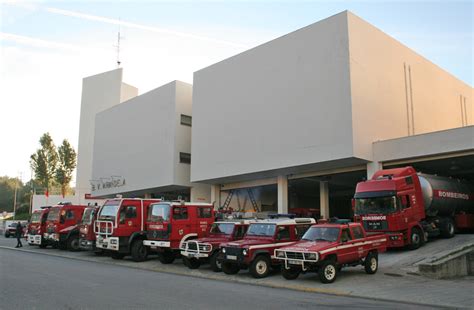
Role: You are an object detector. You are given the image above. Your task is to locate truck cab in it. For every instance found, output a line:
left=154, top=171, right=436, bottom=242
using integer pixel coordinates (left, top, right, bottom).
left=26, top=207, right=50, bottom=246
left=79, top=205, right=100, bottom=252
left=180, top=220, right=252, bottom=271
left=219, top=217, right=315, bottom=278
left=43, top=203, right=86, bottom=250
left=94, top=198, right=161, bottom=260
left=143, top=201, right=215, bottom=264
left=275, top=222, right=387, bottom=283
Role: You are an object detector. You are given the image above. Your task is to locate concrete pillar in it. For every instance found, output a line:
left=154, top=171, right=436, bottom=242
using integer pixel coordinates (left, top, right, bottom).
left=367, top=161, right=383, bottom=179
left=211, top=185, right=221, bottom=209
left=320, top=181, right=329, bottom=219
left=277, top=175, right=288, bottom=214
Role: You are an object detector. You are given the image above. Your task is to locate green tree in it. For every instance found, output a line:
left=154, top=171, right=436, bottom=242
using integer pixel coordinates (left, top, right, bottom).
left=55, top=139, right=77, bottom=197
left=30, top=133, right=58, bottom=195
left=0, top=176, right=23, bottom=212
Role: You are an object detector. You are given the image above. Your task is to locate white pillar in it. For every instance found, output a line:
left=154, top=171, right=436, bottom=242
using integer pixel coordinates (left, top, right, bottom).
left=211, top=185, right=221, bottom=209
left=277, top=175, right=288, bottom=214
left=367, top=161, right=383, bottom=179
left=320, top=181, right=329, bottom=219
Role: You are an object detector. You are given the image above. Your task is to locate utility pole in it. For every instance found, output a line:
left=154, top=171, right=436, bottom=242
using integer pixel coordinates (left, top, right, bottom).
left=13, top=172, right=22, bottom=220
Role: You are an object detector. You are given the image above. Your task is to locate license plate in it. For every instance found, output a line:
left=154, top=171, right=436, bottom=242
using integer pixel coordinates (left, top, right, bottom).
left=288, top=259, right=303, bottom=265
left=227, top=255, right=237, bottom=260
left=188, top=253, right=197, bottom=258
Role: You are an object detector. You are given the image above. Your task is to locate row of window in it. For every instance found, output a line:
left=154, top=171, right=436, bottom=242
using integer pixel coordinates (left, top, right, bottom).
left=118, top=206, right=213, bottom=223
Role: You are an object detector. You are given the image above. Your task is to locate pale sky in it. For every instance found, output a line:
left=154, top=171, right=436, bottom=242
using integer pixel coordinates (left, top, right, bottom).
left=0, top=0, right=472, bottom=185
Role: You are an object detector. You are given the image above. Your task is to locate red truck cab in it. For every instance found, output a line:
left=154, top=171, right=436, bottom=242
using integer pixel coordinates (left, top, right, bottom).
left=94, top=198, right=161, bottom=260
left=27, top=207, right=51, bottom=246
left=219, top=217, right=315, bottom=278
left=79, top=205, right=100, bottom=252
left=275, top=221, right=387, bottom=283
left=180, top=220, right=252, bottom=271
left=143, top=201, right=215, bottom=264
left=42, top=203, right=86, bottom=250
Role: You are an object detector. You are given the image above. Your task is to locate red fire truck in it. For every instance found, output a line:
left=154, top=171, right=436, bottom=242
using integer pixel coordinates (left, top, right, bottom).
left=79, top=205, right=100, bottom=253
left=42, top=203, right=87, bottom=250
left=218, top=217, right=315, bottom=278
left=354, top=166, right=474, bottom=249
left=180, top=219, right=252, bottom=271
left=275, top=221, right=387, bottom=283
left=26, top=207, right=51, bottom=246
left=143, top=202, right=215, bottom=264
left=94, top=198, right=161, bottom=260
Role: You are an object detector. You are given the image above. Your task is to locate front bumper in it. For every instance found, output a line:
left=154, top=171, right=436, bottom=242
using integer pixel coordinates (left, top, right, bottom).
left=43, top=233, right=59, bottom=242
left=180, top=251, right=210, bottom=258
left=273, top=250, right=319, bottom=271
left=386, top=232, right=405, bottom=248
left=79, top=238, right=95, bottom=251
left=95, top=235, right=119, bottom=251
left=143, top=240, right=170, bottom=248
left=27, top=234, right=42, bottom=245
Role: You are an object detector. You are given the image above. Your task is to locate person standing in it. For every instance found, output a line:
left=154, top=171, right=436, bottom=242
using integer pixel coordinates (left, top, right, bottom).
left=15, top=221, right=23, bottom=248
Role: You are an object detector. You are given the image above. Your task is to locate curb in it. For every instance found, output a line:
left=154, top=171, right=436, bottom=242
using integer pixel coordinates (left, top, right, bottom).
left=0, top=245, right=466, bottom=309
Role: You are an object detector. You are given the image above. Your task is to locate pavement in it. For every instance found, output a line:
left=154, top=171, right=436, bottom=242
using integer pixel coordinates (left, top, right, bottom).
left=1, top=235, right=473, bottom=309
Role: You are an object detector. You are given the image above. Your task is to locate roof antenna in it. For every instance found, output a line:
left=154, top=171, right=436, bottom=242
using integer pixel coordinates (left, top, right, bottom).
left=114, top=18, right=123, bottom=68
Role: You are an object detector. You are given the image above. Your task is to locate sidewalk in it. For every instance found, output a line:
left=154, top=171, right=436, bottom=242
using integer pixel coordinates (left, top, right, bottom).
left=1, top=238, right=473, bottom=309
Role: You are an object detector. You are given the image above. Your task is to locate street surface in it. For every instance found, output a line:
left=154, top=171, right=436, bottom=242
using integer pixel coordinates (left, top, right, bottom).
left=0, top=248, right=442, bottom=310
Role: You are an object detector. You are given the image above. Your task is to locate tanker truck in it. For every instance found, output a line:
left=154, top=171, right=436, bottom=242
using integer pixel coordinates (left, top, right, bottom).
left=353, top=166, right=473, bottom=250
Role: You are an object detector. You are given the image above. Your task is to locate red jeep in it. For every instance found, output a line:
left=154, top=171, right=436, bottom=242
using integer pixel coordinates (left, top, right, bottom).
left=143, top=202, right=215, bottom=264
left=79, top=205, right=100, bottom=253
left=275, top=221, right=387, bottom=283
left=26, top=207, right=51, bottom=246
left=180, top=220, right=252, bottom=271
left=42, top=203, right=87, bottom=250
left=219, top=217, right=316, bottom=278
left=94, top=198, right=161, bottom=261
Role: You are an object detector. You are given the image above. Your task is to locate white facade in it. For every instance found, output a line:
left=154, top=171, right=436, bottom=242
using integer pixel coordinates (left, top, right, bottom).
left=90, top=80, right=210, bottom=201
left=75, top=68, right=138, bottom=198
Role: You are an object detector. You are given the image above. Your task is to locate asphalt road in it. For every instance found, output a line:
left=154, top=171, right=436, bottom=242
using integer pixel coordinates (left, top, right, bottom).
left=0, top=247, right=447, bottom=310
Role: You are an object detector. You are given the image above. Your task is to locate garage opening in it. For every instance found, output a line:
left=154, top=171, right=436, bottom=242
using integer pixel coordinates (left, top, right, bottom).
left=219, top=184, right=277, bottom=215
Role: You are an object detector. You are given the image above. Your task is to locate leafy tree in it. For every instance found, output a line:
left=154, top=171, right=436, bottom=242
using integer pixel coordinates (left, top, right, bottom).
left=0, top=176, right=23, bottom=212
left=55, top=139, right=77, bottom=197
left=30, top=133, right=58, bottom=195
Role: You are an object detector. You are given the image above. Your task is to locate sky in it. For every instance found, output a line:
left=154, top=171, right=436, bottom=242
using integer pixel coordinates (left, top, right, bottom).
left=0, top=0, right=472, bottom=185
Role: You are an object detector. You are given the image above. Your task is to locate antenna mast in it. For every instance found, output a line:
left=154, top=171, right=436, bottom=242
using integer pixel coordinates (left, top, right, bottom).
left=115, top=19, right=122, bottom=67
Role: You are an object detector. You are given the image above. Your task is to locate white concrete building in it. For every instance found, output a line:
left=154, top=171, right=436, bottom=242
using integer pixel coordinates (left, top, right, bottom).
left=191, top=11, right=473, bottom=218
left=90, top=80, right=210, bottom=201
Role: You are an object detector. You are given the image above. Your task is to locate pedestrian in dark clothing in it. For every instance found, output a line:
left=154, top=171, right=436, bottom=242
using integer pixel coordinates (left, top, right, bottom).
left=15, top=221, right=23, bottom=248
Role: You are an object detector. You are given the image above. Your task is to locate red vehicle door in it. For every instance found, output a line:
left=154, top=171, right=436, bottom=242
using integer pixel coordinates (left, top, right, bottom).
left=196, top=206, right=214, bottom=237
left=116, top=200, right=142, bottom=237
left=171, top=205, right=191, bottom=242
left=60, top=208, right=80, bottom=228
left=337, top=228, right=357, bottom=264
left=350, top=225, right=367, bottom=259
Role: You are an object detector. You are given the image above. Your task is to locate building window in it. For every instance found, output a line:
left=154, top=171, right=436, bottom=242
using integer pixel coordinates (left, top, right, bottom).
left=181, top=114, right=192, bottom=126
left=180, top=152, right=191, bottom=164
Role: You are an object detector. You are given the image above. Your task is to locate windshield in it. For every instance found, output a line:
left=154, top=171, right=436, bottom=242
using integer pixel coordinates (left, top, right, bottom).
left=210, top=223, right=235, bottom=235
left=47, top=207, right=61, bottom=222
left=246, top=223, right=276, bottom=236
left=98, top=201, right=120, bottom=220
left=302, top=227, right=340, bottom=242
left=354, top=196, right=399, bottom=215
left=30, top=212, right=41, bottom=223
left=148, top=203, right=170, bottom=222
left=81, top=208, right=96, bottom=225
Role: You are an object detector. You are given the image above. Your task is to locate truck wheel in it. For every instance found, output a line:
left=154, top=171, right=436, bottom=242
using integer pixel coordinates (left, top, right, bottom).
left=131, top=240, right=148, bottom=262
left=158, top=251, right=175, bottom=264
left=94, top=249, right=104, bottom=256
left=318, top=260, right=338, bottom=283
left=408, top=227, right=422, bottom=250
left=67, top=236, right=80, bottom=252
left=5, top=232, right=10, bottom=238
left=440, top=218, right=455, bottom=238
left=364, top=252, right=378, bottom=274
left=209, top=252, right=222, bottom=272
left=222, top=262, right=240, bottom=275
left=183, top=257, right=201, bottom=269
left=111, top=252, right=125, bottom=260
left=250, top=255, right=271, bottom=279
left=39, top=242, right=47, bottom=249
left=282, top=267, right=300, bottom=280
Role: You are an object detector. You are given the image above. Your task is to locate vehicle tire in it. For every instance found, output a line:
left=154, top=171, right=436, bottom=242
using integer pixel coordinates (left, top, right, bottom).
left=130, top=240, right=148, bottom=262
left=158, top=251, right=175, bottom=264
left=440, top=218, right=455, bottom=239
left=209, top=252, right=222, bottom=272
left=5, top=232, right=10, bottom=238
left=249, top=255, right=271, bottom=279
left=94, top=249, right=104, bottom=256
left=408, top=227, right=422, bottom=250
left=111, top=252, right=125, bottom=260
left=183, top=257, right=201, bottom=269
left=67, top=236, right=80, bottom=252
left=222, top=262, right=240, bottom=275
left=364, top=252, right=378, bottom=274
left=318, top=260, right=338, bottom=284
left=282, top=267, right=300, bottom=280
left=39, top=243, right=47, bottom=249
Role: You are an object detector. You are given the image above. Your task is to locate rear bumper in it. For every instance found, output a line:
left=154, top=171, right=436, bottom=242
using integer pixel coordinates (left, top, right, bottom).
left=27, top=234, right=42, bottom=245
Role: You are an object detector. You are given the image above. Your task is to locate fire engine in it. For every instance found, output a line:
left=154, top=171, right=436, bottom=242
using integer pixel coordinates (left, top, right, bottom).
left=79, top=205, right=101, bottom=253
left=26, top=206, right=51, bottom=246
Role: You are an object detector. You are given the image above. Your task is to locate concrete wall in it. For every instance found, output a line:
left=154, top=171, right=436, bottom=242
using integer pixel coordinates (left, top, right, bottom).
left=191, top=11, right=354, bottom=183
left=347, top=12, right=473, bottom=160
left=76, top=69, right=137, bottom=196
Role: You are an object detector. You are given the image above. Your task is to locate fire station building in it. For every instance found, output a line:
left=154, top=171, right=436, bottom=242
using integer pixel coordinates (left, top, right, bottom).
left=82, top=11, right=473, bottom=219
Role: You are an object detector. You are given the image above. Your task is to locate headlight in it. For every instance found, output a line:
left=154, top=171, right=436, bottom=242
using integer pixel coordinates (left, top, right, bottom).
left=305, top=252, right=318, bottom=261
left=84, top=227, right=88, bottom=234
left=222, top=248, right=226, bottom=254
left=276, top=251, right=285, bottom=258
left=242, top=249, right=248, bottom=256
left=203, top=245, right=212, bottom=252
left=180, top=242, right=186, bottom=249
